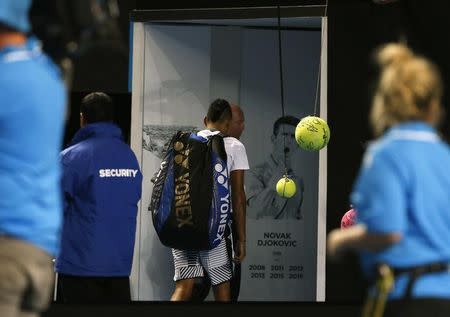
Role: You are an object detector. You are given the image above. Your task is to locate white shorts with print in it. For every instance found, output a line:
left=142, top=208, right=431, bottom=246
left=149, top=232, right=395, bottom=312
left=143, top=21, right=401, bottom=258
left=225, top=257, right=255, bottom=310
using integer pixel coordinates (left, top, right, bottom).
left=172, top=238, right=232, bottom=286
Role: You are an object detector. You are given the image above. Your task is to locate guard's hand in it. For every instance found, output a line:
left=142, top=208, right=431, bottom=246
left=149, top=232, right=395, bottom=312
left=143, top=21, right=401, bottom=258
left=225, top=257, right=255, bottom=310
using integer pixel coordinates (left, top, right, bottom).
left=327, top=229, right=344, bottom=261
left=233, top=240, right=246, bottom=263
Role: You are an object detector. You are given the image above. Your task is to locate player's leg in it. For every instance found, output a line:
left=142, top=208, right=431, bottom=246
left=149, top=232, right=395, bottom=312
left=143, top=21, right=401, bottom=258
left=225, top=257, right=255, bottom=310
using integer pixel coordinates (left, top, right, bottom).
left=212, top=281, right=231, bottom=302
left=200, top=239, right=232, bottom=302
left=171, top=248, right=204, bottom=301
left=171, top=278, right=196, bottom=301
left=190, top=274, right=211, bottom=302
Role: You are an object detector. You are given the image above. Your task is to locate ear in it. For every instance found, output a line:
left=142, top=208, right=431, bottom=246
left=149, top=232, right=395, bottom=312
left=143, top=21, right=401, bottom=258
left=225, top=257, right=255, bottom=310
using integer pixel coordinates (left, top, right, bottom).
left=203, top=116, right=208, bottom=127
left=271, top=134, right=276, bottom=143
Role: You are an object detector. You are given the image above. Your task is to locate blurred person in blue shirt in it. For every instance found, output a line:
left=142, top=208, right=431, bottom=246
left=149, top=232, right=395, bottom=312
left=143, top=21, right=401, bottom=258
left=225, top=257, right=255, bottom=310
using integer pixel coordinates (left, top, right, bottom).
left=55, top=92, right=142, bottom=303
left=0, top=1, right=67, bottom=316
left=327, top=43, right=450, bottom=317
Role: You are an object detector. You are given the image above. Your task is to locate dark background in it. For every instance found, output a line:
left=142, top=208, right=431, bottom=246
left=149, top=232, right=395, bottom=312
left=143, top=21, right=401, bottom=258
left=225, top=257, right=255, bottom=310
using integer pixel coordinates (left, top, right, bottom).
left=30, top=0, right=450, bottom=311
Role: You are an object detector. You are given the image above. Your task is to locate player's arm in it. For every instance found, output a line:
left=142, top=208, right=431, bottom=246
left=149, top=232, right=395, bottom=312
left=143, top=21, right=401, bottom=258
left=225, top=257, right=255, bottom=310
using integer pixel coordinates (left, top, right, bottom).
left=231, top=169, right=246, bottom=263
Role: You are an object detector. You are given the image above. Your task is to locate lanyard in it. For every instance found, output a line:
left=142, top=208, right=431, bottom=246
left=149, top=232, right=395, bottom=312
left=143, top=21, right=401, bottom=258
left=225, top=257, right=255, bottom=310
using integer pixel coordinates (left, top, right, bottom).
left=0, top=40, right=42, bottom=63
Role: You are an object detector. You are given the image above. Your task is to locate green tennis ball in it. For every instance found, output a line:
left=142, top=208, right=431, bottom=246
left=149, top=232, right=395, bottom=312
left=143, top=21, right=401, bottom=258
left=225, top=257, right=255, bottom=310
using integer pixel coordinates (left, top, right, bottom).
left=295, top=116, right=330, bottom=151
left=276, top=177, right=296, bottom=198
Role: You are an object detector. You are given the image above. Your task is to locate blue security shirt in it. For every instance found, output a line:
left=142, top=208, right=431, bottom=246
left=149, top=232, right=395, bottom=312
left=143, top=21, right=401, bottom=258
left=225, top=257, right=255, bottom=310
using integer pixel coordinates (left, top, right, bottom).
left=351, top=121, right=450, bottom=300
left=0, top=37, right=66, bottom=256
left=56, top=122, right=142, bottom=276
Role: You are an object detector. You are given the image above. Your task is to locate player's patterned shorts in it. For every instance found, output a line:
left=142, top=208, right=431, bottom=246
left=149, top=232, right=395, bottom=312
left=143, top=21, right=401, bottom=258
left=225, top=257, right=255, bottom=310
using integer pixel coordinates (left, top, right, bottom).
left=172, top=238, right=232, bottom=286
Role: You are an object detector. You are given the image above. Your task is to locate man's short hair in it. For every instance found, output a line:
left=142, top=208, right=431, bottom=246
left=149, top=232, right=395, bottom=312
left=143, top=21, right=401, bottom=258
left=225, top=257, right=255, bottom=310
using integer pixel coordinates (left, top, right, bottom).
left=273, top=115, right=300, bottom=135
left=207, top=99, right=232, bottom=123
left=80, top=92, right=115, bottom=124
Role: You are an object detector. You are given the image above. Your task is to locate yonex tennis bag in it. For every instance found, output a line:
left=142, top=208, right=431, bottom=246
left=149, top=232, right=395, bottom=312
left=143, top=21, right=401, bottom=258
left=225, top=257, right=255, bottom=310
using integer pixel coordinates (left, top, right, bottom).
left=149, top=131, right=231, bottom=250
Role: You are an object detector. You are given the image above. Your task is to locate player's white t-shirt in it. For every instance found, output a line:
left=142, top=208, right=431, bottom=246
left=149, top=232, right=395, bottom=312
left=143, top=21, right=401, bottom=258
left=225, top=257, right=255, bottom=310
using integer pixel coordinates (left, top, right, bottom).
left=197, top=130, right=250, bottom=173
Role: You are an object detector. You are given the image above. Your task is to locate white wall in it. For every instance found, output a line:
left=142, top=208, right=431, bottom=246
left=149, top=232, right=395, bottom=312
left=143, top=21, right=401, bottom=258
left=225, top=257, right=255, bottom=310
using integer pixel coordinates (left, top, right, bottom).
left=133, top=24, right=212, bottom=300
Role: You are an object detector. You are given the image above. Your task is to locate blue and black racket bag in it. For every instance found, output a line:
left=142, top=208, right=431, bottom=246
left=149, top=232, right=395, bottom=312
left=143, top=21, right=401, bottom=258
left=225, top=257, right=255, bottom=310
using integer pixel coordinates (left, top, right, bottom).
left=149, top=131, right=231, bottom=250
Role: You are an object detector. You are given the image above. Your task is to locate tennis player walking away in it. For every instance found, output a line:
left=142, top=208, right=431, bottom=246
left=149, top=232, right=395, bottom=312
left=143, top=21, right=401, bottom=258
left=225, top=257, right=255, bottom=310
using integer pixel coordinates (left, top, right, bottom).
left=190, top=103, right=249, bottom=302
left=170, top=99, right=249, bottom=302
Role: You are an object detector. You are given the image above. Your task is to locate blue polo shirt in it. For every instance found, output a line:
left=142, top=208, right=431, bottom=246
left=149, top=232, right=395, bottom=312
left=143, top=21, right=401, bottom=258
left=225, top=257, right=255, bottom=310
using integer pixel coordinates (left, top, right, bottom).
left=0, top=37, right=66, bottom=256
left=351, top=121, right=450, bottom=300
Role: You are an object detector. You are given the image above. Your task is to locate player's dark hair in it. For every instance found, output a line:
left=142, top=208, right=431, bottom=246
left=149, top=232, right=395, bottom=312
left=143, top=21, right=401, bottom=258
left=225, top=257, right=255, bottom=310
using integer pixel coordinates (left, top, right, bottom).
left=207, top=99, right=232, bottom=123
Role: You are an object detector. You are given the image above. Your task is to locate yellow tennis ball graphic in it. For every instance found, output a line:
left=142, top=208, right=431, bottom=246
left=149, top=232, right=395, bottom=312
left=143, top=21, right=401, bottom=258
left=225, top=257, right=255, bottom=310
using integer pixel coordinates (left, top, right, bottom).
left=295, top=116, right=330, bottom=151
left=276, top=176, right=296, bottom=198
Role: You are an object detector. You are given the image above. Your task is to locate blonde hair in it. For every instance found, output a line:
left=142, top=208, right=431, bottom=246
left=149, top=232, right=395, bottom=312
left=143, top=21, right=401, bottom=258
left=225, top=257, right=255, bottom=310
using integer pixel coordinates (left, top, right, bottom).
left=370, top=43, right=443, bottom=136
